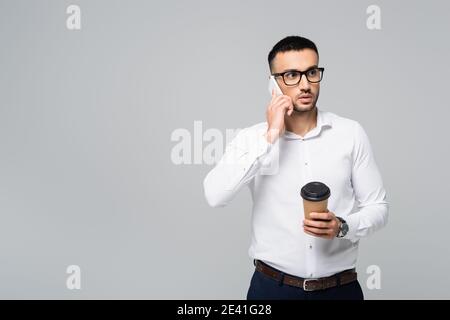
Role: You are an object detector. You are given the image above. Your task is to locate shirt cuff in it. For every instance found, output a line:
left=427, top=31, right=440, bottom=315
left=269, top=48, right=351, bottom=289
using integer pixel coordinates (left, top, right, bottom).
left=342, top=213, right=361, bottom=243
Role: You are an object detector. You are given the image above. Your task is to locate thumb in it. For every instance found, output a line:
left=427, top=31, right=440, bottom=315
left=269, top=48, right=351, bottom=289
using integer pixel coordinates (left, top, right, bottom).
left=288, top=100, right=294, bottom=116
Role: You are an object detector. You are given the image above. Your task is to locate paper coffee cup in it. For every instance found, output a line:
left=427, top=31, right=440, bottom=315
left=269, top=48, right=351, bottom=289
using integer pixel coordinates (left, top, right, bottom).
left=300, top=181, right=331, bottom=220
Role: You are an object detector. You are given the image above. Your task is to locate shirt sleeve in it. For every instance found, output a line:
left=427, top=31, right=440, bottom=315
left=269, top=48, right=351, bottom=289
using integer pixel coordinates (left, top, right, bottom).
left=343, top=121, right=389, bottom=243
left=203, top=124, right=279, bottom=207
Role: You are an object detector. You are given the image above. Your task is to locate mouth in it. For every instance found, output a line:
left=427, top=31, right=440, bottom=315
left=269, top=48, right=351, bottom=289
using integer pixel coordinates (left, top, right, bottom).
left=298, top=95, right=313, bottom=104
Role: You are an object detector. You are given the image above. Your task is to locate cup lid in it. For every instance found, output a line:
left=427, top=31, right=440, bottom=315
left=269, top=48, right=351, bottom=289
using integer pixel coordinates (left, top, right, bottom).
left=300, top=181, right=331, bottom=202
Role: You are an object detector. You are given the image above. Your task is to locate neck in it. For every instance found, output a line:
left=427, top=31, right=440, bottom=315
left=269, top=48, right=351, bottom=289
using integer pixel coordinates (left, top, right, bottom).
left=285, top=106, right=318, bottom=137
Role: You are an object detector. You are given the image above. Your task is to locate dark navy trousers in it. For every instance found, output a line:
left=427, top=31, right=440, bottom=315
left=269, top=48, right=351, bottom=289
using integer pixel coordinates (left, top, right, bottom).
left=246, top=267, right=364, bottom=300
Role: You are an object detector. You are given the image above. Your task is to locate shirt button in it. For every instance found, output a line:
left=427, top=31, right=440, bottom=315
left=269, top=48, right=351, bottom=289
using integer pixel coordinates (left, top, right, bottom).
left=310, top=273, right=313, bottom=277
left=305, top=162, right=308, bottom=165
left=309, top=245, right=312, bottom=249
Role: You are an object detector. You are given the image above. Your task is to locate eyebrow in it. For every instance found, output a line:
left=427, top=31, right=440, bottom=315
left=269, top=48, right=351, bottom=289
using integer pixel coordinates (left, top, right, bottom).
left=281, top=65, right=318, bottom=73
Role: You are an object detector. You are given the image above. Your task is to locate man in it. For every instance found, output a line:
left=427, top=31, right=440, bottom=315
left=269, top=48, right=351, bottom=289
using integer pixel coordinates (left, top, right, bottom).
left=203, top=36, right=389, bottom=300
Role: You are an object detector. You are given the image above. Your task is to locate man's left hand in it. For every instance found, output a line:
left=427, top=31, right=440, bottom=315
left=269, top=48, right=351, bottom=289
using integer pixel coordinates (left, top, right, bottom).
left=303, top=211, right=341, bottom=239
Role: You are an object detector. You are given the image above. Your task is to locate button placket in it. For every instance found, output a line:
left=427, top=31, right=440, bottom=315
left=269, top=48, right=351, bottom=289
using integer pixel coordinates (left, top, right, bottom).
left=303, top=140, right=312, bottom=181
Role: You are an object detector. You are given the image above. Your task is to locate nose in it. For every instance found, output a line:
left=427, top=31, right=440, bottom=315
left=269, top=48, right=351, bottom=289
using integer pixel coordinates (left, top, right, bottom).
left=298, top=74, right=311, bottom=92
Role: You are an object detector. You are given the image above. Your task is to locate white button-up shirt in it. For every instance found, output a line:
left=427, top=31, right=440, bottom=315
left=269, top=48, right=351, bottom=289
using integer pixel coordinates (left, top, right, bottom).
left=203, top=107, right=389, bottom=278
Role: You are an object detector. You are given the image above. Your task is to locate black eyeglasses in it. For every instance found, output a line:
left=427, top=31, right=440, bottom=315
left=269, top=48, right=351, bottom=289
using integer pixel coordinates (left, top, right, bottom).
left=272, top=67, right=325, bottom=86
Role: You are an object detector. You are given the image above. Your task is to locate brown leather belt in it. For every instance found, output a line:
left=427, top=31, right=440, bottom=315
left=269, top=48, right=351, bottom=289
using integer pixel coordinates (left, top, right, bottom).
left=254, top=259, right=357, bottom=292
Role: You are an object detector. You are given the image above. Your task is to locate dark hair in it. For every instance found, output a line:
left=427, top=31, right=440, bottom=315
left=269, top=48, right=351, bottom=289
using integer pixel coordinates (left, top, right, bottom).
left=268, top=36, right=319, bottom=72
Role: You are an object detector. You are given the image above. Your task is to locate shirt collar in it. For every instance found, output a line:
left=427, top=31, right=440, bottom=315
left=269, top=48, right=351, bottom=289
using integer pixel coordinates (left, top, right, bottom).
left=283, top=107, right=332, bottom=140
left=317, top=107, right=333, bottom=128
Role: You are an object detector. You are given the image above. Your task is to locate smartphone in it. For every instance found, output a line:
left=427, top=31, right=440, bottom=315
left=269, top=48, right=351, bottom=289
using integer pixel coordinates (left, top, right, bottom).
left=268, top=75, right=283, bottom=96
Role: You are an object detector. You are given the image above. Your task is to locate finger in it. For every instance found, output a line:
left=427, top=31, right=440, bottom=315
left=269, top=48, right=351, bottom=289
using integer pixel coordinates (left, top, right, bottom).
left=304, top=225, right=332, bottom=235
left=304, top=225, right=329, bottom=234
left=284, top=103, right=294, bottom=116
left=303, top=219, right=330, bottom=229
left=309, top=211, right=332, bottom=221
left=270, top=88, right=276, bottom=104
left=271, top=94, right=286, bottom=106
left=288, top=96, right=294, bottom=115
left=304, top=229, right=333, bottom=239
left=287, top=104, right=294, bottom=116
left=287, top=105, right=293, bottom=116
left=269, top=95, right=283, bottom=111
left=272, top=99, right=293, bottom=113
left=304, top=230, right=317, bottom=237
left=281, top=96, right=294, bottom=111
left=268, top=101, right=284, bottom=116
left=273, top=94, right=290, bottom=102
left=304, top=230, right=329, bottom=239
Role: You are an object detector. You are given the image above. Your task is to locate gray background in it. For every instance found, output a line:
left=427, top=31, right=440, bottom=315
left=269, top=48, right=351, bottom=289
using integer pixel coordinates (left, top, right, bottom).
left=0, top=0, right=449, bottom=299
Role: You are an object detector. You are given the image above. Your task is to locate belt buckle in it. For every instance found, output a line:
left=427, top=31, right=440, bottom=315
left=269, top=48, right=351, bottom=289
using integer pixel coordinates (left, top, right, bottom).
left=302, top=278, right=318, bottom=292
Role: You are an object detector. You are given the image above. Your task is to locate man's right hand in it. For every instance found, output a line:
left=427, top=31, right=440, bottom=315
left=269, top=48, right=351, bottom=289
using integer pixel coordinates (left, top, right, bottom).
left=265, top=88, right=294, bottom=144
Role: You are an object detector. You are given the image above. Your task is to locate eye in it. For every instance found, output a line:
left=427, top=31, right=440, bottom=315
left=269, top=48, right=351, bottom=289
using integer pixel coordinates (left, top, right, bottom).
left=307, top=69, right=318, bottom=77
left=285, top=71, right=299, bottom=79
